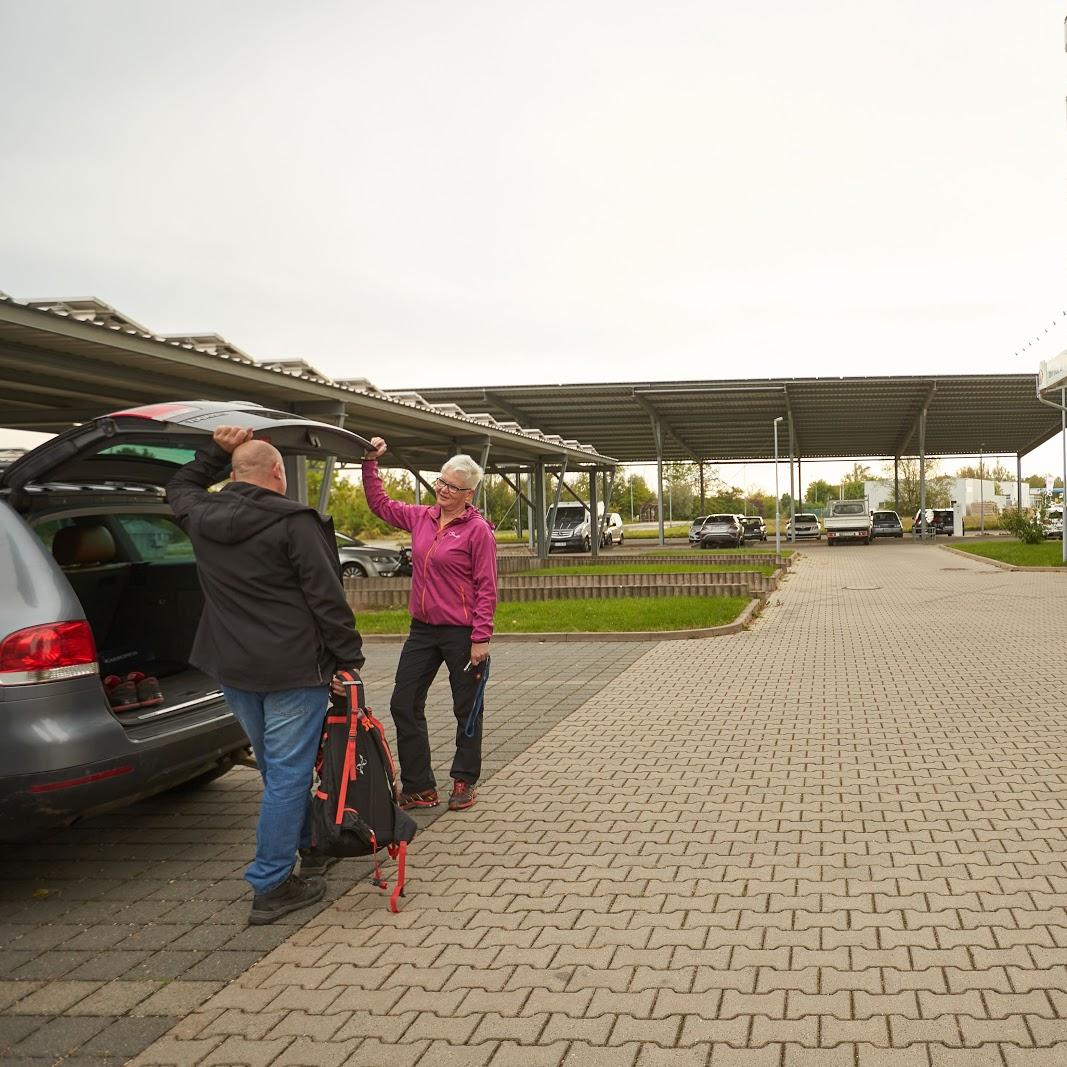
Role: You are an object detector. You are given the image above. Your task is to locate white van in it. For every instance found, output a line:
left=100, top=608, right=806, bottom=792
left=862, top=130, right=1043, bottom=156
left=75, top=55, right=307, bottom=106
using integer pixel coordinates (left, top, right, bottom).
left=548, top=503, right=622, bottom=550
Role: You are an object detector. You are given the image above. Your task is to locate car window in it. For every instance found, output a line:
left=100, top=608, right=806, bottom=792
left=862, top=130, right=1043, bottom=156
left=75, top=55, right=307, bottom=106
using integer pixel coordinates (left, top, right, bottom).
left=98, top=443, right=199, bottom=465
left=832, top=502, right=865, bottom=514
left=691, top=516, right=706, bottom=525
left=113, top=514, right=195, bottom=561
left=796, top=514, right=818, bottom=522
left=336, top=534, right=365, bottom=547
left=709, top=515, right=735, bottom=523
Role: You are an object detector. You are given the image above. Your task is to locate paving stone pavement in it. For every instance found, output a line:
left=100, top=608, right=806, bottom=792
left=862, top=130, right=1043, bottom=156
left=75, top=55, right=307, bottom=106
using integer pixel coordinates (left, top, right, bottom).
left=0, top=641, right=652, bottom=1065
left=117, top=542, right=1067, bottom=1066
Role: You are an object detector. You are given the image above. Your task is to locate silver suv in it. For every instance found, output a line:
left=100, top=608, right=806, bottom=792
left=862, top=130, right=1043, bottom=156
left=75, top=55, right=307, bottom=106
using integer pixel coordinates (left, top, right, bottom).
left=0, top=400, right=371, bottom=840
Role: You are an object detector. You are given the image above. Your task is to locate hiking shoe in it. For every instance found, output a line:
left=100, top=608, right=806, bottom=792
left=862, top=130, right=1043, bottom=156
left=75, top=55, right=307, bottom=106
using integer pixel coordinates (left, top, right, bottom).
left=398, top=788, right=439, bottom=811
left=105, top=675, right=139, bottom=712
left=299, top=849, right=339, bottom=877
left=448, top=780, right=477, bottom=811
left=249, top=872, right=326, bottom=925
left=133, top=674, right=163, bottom=708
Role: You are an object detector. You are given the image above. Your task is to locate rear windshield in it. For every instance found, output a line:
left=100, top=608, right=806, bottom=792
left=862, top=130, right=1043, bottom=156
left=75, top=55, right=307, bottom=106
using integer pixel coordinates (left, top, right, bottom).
left=98, top=444, right=198, bottom=465
left=708, top=515, right=735, bottom=523
left=873, top=512, right=897, bottom=521
left=831, top=502, right=865, bottom=514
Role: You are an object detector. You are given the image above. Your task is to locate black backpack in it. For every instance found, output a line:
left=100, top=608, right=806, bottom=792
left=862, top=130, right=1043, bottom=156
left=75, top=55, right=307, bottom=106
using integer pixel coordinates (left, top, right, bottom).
left=311, top=670, right=417, bottom=911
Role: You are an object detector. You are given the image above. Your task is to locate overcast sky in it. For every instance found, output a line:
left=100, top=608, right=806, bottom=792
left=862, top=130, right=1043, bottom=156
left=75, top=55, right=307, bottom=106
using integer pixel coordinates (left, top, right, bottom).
left=2, top=1, right=1066, bottom=490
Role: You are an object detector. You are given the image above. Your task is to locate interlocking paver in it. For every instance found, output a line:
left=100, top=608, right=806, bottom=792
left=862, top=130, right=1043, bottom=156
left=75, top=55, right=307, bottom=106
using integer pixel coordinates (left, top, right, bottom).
left=13, top=545, right=1067, bottom=1064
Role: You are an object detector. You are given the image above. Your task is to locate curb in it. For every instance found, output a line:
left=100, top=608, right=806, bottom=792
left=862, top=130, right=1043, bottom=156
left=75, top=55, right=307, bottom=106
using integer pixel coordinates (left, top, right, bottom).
left=360, top=596, right=764, bottom=643
left=939, top=544, right=1067, bottom=573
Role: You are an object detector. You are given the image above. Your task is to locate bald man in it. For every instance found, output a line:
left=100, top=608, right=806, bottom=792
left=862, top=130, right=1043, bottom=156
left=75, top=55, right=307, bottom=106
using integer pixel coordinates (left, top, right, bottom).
left=167, top=425, right=364, bottom=925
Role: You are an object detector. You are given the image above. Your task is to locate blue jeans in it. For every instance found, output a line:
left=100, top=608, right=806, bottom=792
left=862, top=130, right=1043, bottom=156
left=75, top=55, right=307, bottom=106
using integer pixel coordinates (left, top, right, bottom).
left=222, top=685, right=329, bottom=894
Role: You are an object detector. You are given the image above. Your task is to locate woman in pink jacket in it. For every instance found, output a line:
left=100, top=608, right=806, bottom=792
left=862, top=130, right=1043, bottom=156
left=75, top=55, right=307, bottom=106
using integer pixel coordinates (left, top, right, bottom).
left=362, top=437, right=497, bottom=812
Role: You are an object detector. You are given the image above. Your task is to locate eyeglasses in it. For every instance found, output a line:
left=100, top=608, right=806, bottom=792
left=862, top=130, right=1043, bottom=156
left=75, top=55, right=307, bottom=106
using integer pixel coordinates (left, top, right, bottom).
left=435, top=477, right=472, bottom=494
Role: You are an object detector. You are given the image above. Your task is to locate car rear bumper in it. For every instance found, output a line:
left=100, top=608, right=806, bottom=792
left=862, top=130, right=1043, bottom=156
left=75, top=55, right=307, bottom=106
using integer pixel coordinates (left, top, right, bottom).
left=0, top=676, right=248, bottom=840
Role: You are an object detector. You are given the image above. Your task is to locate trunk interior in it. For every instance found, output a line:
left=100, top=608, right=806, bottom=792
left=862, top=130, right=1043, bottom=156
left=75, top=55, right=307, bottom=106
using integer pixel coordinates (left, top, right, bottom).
left=58, top=553, right=224, bottom=725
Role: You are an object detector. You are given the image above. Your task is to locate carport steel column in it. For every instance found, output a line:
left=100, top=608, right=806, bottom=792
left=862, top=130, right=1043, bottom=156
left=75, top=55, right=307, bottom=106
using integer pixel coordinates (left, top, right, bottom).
left=653, top=416, right=665, bottom=546
left=787, top=412, right=796, bottom=543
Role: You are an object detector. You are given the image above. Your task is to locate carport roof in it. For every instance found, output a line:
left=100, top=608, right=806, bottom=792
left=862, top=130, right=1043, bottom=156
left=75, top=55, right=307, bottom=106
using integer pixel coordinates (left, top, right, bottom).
left=0, top=296, right=615, bottom=471
left=406, top=375, right=1061, bottom=463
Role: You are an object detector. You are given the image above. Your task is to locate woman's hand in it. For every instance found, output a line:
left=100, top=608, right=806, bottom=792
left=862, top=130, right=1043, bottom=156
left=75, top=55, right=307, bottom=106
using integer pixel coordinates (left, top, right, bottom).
left=366, top=437, right=387, bottom=460
left=469, top=642, right=490, bottom=667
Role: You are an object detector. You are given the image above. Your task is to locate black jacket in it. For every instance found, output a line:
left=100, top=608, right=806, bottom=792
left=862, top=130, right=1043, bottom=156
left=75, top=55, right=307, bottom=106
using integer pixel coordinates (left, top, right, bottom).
left=166, top=443, right=364, bottom=691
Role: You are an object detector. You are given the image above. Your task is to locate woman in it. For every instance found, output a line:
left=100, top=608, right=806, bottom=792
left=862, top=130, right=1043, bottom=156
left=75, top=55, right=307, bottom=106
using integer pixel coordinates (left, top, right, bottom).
left=362, top=437, right=497, bottom=811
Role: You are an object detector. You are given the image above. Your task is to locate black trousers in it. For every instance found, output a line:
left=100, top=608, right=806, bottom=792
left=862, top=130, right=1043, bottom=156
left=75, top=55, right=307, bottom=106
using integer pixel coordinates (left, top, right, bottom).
left=390, top=620, right=483, bottom=793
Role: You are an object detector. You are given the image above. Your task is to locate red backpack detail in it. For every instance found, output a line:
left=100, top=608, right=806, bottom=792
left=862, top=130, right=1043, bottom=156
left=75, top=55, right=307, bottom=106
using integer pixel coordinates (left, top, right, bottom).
left=311, top=671, right=416, bottom=912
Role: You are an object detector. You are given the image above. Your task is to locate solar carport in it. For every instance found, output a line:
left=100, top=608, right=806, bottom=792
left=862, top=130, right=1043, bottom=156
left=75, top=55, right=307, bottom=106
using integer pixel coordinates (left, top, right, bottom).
left=3, top=292, right=1062, bottom=551
left=409, top=375, right=1063, bottom=540
left=0, top=295, right=618, bottom=557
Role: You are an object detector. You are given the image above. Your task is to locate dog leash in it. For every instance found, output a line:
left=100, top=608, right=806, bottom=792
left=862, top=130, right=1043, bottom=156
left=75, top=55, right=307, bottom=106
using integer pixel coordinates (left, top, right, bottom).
left=463, top=656, right=491, bottom=738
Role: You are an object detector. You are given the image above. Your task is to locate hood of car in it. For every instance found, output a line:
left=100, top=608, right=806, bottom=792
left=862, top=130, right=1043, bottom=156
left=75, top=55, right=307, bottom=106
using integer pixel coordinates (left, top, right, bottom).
left=0, top=401, right=374, bottom=491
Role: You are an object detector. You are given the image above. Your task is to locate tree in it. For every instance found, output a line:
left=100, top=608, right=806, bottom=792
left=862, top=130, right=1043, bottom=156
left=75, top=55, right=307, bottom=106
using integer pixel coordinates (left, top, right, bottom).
left=308, top=463, right=416, bottom=539
left=804, top=479, right=836, bottom=505
left=841, top=463, right=872, bottom=500
left=881, top=457, right=952, bottom=516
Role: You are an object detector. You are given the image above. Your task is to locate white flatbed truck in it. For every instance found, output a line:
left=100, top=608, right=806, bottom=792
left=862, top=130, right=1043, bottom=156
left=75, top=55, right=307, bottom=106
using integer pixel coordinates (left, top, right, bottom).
left=823, top=498, right=873, bottom=546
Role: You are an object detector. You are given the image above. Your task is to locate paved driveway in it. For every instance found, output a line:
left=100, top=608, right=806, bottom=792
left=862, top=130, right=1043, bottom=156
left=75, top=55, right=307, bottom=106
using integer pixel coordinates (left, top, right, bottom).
left=9, top=541, right=1067, bottom=1066
left=0, top=642, right=652, bottom=1065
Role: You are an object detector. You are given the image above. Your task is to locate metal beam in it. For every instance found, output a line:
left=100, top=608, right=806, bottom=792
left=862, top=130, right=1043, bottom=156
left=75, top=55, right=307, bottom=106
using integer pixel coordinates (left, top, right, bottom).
left=484, top=390, right=533, bottom=426
left=389, top=445, right=437, bottom=495
left=633, top=393, right=701, bottom=461
left=895, top=382, right=938, bottom=457
left=488, top=465, right=535, bottom=513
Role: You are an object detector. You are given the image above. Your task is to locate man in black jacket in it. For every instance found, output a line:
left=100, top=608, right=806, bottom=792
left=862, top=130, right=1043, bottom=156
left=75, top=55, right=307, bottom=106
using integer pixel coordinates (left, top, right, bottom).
left=167, top=426, right=364, bottom=924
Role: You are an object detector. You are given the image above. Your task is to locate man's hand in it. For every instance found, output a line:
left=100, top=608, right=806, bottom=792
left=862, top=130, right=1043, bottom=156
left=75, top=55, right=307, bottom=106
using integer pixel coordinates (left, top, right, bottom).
left=330, top=670, right=360, bottom=696
left=469, top=642, right=490, bottom=667
left=366, top=436, right=387, bottom=460
left=213, top=426, right=254, bottom=454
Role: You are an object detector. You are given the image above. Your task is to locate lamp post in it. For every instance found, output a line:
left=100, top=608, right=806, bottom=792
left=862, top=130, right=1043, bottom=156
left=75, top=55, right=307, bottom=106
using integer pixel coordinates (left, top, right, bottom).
left=979, top=444, right=985, bottom=535
left=774, top=417, right=784, bottom=555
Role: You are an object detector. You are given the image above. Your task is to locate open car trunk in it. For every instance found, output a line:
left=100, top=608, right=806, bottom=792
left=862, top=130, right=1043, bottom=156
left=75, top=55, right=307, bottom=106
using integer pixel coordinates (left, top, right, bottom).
left=53, top=537, right=224, bottom=726
left=6, top=399, right=374, bottom=728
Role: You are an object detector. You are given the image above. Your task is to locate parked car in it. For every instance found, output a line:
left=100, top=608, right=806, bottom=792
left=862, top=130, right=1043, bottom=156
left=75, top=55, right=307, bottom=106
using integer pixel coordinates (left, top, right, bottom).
left=687, top=516, right=708, bottom=545
left=600, top=512, right=625, bottom=547
left=741, top=516, right=767, bottom=541
left=698, top=514, right=744, bottom=549
left=871, top=510, right=904, bottom=539
left=912, top=508, right=956, bottom=536
left=0, top=400, right=373, bottom=839
left=1043, top=505, right=1063, bottom=539
left=786, top=513, right=822, bottom=540
left=335, top=532, right=405, bottom=578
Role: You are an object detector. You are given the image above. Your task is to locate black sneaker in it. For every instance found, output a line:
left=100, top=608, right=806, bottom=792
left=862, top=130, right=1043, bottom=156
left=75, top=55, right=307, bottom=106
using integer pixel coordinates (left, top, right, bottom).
left=299, top=849, right=340, bottom=877
left=248, top=872, right=326, bottom=925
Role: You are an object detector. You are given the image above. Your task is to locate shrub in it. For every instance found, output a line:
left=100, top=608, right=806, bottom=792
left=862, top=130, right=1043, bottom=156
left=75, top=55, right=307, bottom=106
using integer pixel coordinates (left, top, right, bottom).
left=1000, top=507, right=1044, bottom=545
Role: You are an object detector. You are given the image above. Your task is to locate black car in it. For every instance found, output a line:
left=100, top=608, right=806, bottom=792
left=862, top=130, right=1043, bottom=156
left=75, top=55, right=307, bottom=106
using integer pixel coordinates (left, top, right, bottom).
left=912, top=508, right=955, bottom=536
left=871, top=510, right=904, bottom=539
left=740, top=516, right=767, bottom=541
left=0, top=400, right=372, bottom=839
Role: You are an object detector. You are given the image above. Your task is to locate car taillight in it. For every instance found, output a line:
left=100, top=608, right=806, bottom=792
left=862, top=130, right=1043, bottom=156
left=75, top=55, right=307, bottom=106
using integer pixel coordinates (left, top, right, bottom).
left=0, top=621, right=98, bottom=685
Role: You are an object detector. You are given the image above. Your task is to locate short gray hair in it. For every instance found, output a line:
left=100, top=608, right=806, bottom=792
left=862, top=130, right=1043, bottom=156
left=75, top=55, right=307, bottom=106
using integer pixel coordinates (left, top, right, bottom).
left=441, top=455, right=483, bottom=491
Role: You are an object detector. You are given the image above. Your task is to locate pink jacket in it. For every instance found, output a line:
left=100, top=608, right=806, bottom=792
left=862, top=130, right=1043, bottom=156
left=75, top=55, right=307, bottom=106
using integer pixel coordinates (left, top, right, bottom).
left=362, top=460, right=498, bottom=642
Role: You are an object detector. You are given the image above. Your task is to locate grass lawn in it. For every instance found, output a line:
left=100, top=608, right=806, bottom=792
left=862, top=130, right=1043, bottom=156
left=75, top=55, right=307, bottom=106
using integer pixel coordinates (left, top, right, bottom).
left=357, top=595, right=752, bottom=633
left=518, top=563, right=777, bottom=577
left=955, top=541, right=1067, bottom=567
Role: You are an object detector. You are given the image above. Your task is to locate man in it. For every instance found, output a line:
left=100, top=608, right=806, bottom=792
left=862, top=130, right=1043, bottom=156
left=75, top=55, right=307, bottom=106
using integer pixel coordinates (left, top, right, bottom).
left=167, top=426, right=364, bottom=925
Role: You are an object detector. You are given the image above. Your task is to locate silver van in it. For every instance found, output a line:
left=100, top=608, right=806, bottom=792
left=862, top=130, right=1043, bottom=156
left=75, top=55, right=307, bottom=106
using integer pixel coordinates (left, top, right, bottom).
left=0, top=400, right=371, bottom=840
